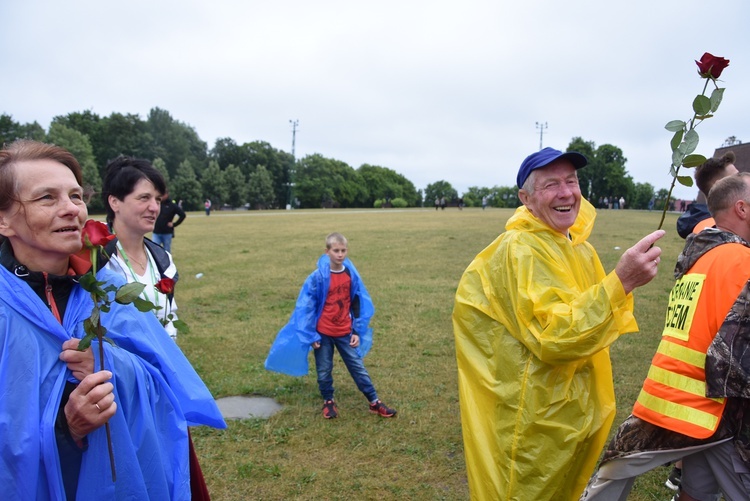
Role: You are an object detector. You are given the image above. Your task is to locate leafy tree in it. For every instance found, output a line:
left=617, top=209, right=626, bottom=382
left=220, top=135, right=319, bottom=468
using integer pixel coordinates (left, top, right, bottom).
left=170, top=160, right=203, bottom=210
left=152, top=157, right=170, bottom=183
left=96, top=112, right=151, bottom=169
left=492, top=186, right=521, bottom=208
left=424, top=181, right=458, bottom=206
left=146, top=107, right=207, bottom=179
left=357, top=164, right=419, bottom=207
left=631, top=182, right=655, bottom=210
left=224, top=164, right=248, bottom=208
left=200, top=160, right=228, bottom=207
left=568, top=137, right=634, bottom=207
left=294, top=154, right=367, bottom=208
left=247, top=165, right=276, bottom=209
left=462, top=186, right=494, bottom=207
left=0, top=114, right=46, bottom=144
left=47, top=123, right=103, bottom=212
left=244, top=141, right=292, bottom=208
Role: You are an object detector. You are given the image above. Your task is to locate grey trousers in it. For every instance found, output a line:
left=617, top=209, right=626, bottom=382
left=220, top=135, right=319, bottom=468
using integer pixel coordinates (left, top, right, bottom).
left=580, top=439, right=733, bottom=501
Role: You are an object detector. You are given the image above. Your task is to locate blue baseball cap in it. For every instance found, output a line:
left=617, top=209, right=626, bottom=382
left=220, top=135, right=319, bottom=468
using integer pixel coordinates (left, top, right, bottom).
left=516, top=147, right=588, bottom=189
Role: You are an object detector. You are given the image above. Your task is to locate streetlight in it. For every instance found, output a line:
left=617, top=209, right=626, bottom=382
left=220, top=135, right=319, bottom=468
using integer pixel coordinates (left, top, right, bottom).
left=535, top=121, right=548, bottom=150
left=287, top=119, right=298, bottom=210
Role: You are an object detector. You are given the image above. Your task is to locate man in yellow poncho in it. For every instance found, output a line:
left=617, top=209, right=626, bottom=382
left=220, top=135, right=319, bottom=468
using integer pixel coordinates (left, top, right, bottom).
left=453, top=147, right=666, bottom=500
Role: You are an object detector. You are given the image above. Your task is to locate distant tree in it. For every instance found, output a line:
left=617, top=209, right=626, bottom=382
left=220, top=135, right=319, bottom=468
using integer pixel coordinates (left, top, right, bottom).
left=96, top=112, right=151, bottom=169
left=568, top=137, right=634, bottom=207
left=424, top=181, right=458, bottom=206
left=0, top=114, right=46, bottom=144
left=462, top=186, right=494, bottom=207
left=247, top=164, right=275, bottom=209
left=145, top=107, right=208, bottom=179
left=492, top=186, right=521, bottom=208
left=201, top=160, right=228, bottom=207
left=631, top=182, right=655, bottom=210
left=294, top=154, right=367, bottom=208
left=47, top=123, right=103, bottom=212
left=170, top=160, right=203, bottom=210
left=244, top=141, right=292, bottom=208
left=152, top=157, right=170, bottom=183
left=224, top=164, right=248, bottom=208
left=357, top=164, right=419, bottom=207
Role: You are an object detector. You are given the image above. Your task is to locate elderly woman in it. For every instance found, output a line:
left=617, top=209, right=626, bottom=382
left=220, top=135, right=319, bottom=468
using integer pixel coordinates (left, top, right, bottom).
left=0, top=140, right=225, bottom=500
left=100, top=156, right=180, bottom=340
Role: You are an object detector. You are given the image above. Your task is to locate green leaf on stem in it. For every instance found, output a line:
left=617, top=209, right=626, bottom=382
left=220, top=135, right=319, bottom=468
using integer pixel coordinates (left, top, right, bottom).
left=78, top=332, right=96, bottom=350
left=670, top=130, right=684, bottom=151
left=677, top=175, right=694, bottom=187
left=115, top=282, right=147, bottom=304
left=683, top=129, right=700, bottom=153
left=172, top=318, right=191, bottom=334
left=710, top=88, right=725, bottom=112
left=132, top=296, right=158, bottom=312
left=682, top=154, right=707, bottom=167
left=672, top=150, right=685, bottom=168
left=665, top=120, right=686, bottom=132
left=692, top=94, right=711, bottom=115
left=79, top=273, right=99, bottom=292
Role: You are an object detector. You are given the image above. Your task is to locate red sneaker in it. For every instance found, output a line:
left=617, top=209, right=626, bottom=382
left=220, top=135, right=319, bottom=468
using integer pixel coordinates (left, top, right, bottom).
left=322, top=399, right=338, bottom=419
left=369, top=400, right=397, bottom=417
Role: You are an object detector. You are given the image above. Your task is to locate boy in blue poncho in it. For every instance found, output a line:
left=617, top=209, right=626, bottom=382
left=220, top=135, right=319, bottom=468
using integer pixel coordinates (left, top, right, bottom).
left=265, top=232, right=396, bottom=419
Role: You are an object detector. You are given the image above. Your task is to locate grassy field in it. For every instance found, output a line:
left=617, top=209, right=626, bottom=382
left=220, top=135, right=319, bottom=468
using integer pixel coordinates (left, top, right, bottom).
left=167, top=206, right=687, bottom=500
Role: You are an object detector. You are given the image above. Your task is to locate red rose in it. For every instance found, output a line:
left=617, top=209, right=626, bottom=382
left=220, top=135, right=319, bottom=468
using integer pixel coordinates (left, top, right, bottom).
left=81, top=219, right=116, bottom=248
left=695, top=53, right=729, bottom=79
left=155, top=277, right=175, bottom=295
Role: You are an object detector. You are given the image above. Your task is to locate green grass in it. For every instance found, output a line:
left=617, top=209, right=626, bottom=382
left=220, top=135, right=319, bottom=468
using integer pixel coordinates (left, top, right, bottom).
left=168, top=207, right=686, bottom=500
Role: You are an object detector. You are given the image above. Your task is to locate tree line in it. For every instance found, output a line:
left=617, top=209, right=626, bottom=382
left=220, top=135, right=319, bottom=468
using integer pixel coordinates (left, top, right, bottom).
left=1, top=109, right=671, bottom=211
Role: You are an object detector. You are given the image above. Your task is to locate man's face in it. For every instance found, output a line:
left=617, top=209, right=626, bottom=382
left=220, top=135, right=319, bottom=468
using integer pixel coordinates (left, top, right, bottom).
left=518, top=160, right=581, bottom=234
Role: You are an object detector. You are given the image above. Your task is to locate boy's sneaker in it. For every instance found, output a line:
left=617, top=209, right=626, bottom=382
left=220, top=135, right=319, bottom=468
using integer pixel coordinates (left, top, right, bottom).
left=322, top=399, right=338, bottom=419
left=665, top=466, right=681, bottom=491
left=369, top=400, right=397, bottom=418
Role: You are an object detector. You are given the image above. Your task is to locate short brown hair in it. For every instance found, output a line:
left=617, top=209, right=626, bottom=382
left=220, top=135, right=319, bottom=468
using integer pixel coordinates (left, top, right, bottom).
left=0, top=139, right=83, bottom=212
left=325, top=232, right=348, bottom=249
left=707, top=172, right=750, bottom=215
left=695, top=151, right=736, bottom=196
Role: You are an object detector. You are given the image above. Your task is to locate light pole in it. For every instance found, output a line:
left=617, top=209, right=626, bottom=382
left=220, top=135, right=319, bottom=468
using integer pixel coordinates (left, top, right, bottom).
left=535, top=121, right=548, bottom=150
left=287, top=119, right=298, bottom=209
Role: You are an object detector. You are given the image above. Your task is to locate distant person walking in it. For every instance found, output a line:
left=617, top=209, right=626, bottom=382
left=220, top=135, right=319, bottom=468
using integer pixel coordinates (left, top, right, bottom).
left=152, top=190, right=186, bottom=253
left=482, top=196, right=488, bottom=210
left=435, top=197, right=439, bottom=211
left=204, top=199, right=211, bottom=216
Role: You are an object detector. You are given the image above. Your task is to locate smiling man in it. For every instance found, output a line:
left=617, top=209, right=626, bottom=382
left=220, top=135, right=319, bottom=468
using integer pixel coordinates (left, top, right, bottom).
left=452, top=147, right=666, bottom=500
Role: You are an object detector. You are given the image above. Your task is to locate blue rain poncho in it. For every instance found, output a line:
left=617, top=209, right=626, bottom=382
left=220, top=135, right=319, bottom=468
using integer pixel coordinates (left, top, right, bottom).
left=0, top=265, right=226, bottom=501
left=265, top=255, right=375, bottom=376
left=452, top=199, right=639, bottom=500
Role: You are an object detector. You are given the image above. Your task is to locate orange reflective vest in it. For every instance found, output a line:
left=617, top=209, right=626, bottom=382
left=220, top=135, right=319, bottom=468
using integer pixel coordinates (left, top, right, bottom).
left=633, top=243, right=747, bottom=439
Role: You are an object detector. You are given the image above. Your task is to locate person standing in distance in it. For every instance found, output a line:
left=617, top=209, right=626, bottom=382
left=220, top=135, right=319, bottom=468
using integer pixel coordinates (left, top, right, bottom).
left=152, top=189, right=186, bottom=253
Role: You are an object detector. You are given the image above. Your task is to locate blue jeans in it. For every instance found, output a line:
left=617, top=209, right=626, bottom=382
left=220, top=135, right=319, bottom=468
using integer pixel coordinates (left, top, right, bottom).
left=151, top=233, right=173, bottom=253
left=314, top=333, right=378, bottom=403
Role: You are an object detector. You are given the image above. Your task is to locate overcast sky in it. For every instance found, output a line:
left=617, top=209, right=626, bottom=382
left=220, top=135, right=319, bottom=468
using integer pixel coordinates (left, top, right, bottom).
left=3, top=0, right=748, bottom=201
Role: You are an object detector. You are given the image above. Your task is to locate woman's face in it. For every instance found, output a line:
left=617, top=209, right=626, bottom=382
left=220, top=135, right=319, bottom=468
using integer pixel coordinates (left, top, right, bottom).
left=0, top=159, right=87, bottom=273
left=109, top=178, right=162, bottom=236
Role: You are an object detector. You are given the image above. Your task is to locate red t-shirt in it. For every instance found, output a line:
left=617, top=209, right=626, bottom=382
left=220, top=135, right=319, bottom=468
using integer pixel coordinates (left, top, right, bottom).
left=316, top=269, right=352, bottom=337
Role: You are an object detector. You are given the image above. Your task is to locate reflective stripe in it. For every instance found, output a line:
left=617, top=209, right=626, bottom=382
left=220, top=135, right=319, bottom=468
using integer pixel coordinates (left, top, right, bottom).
left=636, top=392, right=720, bottom=432
left=646, top=365, right=724, bottom=403
left=657, top=341, right=705, bottom=369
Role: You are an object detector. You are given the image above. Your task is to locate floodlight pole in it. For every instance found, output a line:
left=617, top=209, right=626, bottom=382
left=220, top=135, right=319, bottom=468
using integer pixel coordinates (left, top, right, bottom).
left=535, top=121, right=548, bottom=150
left=287, top=119, right=298, bottom=209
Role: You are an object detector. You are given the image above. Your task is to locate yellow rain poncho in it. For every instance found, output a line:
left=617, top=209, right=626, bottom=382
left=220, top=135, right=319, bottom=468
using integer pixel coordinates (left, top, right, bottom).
left=453, top=199, right=638, bottom=500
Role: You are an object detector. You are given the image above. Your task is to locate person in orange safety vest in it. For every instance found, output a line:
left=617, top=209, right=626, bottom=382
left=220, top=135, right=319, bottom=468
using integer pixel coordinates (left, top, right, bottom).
left=582, top=172, right=750, bottom=501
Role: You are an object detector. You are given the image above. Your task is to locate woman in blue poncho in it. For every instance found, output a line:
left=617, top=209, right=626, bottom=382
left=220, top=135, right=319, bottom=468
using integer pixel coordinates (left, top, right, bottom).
left=0, top=140, right=225, bottom=500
